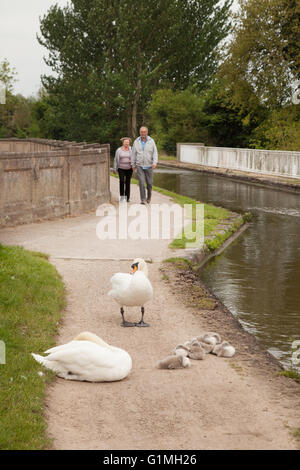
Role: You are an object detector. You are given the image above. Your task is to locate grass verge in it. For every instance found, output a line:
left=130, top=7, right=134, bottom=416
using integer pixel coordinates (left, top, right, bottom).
left=0, top=243, right=66, bottom=449
left=161, top=258, right=218, bottom=310
left=277, top=369, right=300, bottom=384
left=158, top=153, right=177, bottom=161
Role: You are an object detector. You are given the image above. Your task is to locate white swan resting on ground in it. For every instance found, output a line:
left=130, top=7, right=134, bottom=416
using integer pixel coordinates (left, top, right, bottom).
left=31, top=331, right=132, bottom=382
left=108, top=258, right=153, bottom=327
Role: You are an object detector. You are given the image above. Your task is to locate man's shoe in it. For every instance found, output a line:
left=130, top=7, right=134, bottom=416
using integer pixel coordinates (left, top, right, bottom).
left=147, top=198, right=151, bottom=204
left=141, top=200, right=146, bottom=205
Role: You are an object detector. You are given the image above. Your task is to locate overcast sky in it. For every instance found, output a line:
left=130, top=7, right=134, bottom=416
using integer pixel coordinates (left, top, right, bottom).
left=0, top=0, right=239, bottom=98
left=0, top=0, right=70, bottom=97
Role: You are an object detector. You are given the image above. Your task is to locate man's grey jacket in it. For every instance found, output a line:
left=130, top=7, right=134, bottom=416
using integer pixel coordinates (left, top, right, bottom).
left=131, top=136, right=158, bottom=168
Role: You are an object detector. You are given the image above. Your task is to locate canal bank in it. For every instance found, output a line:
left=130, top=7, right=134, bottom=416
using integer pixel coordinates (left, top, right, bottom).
left=159, top=159, right=300, bottom=194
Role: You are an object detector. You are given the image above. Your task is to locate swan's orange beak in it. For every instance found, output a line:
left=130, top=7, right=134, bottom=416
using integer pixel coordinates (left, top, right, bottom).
left=131, top=263, right=138, bottom=274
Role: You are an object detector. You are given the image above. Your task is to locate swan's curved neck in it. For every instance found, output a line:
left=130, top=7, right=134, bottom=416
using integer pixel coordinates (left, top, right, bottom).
left=138, top=266, right=148, bottom=277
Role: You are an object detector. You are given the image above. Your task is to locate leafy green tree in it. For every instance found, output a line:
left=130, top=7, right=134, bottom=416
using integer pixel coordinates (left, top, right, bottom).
left=0, top=59, right=17, bottom=93
left=0, top=60, right=45, bottom=139
left=0, top=93, right=31, bottom=138
left=0, top=59, right=18, bottom=137
left=279, top=0, right=300, bottom=80
left=148, top=81, right=268, bottom=152
left=250, top=105, right=300, bottom=150
left=38, top=0, right=232, bottom=142
left=148, top=89, right=209, bottom=153
left=199, top=80, right=268, bottom=148
left=219, top=0, right=295, bottom=112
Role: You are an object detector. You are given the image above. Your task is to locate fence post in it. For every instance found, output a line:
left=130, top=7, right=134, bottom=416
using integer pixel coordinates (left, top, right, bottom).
left=0, top=340, right=6, bottom=364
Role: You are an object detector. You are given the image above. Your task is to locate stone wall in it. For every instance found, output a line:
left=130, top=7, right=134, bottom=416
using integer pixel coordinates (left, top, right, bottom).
left=0, top=139, right=110, bottom=227
left=177, top=143, right=300, bottom=179
left=0, top=138, right=72, bottom=153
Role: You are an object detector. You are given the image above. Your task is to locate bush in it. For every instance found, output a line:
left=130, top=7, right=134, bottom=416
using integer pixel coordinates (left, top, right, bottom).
left=250, top=106, right=300, bottom=151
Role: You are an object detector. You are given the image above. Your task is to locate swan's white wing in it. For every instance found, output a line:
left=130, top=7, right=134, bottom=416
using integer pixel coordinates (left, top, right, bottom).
left=109, top=273, right=131, bottom=290
left=45, top=340, right=79, bottom=354
left=130, top=272, right=153, bottom=304
left=45, top=341, right=117, bottom=370
left=45, top=340, right=80, bottom=355
left=108, top=273, right=132, bottom=303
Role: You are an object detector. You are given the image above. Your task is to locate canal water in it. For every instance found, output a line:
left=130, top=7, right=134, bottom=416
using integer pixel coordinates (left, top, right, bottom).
left=153, top=168, right=300, bottom=370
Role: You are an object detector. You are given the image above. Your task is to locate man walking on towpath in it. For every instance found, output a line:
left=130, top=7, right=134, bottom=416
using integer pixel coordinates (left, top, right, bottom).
left=131, top=126, right=158, bottom=204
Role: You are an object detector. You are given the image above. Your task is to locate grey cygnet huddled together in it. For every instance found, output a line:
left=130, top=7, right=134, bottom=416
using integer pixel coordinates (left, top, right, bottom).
left=157, top=331, right=235, bottom=370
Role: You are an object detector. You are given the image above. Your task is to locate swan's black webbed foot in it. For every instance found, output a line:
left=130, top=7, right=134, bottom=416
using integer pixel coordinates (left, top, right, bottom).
left=121, top=320, right=137, bottom=327
left=135, top=321, right=150, bottom=327
left=120, top=307, right=136, bottom=327
left=135, top=307, right=150, bottom=327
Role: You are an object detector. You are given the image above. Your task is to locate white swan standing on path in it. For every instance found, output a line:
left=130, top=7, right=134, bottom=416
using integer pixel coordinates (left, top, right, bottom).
left=31, top=332, right=132, bottom=382
left=108, top=258, right=153, bottom=328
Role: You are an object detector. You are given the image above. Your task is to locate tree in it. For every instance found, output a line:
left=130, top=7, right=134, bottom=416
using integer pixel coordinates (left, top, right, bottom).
left=148, top=81, right=267, bottom=152
left=0, top=59, right=18, bottom=137
left=279, top=0, right=300, bottom=80
left=28, top=91, right=65, bottom=139
left=250, top=106, right=300, bottom=150
left=0, top=58, right=17, bottom=92
left=199, top=80, right=268, bottom=148
left=0, top=61, right=46, bottom=139
left=219, top=0, right=295, bottom=114
left=0, top=92, right=32, bottom=138
left=38, top=0, right=232, bottom=141
left=148, top=89, right=209, bottom=153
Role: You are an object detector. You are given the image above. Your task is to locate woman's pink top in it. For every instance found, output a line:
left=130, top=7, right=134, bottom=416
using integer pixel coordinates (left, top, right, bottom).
left=118, top=149, right=131, bottom=169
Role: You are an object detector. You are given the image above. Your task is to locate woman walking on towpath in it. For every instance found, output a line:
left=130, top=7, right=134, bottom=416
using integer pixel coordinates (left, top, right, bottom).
left=113, top=137, right=133, bottom=202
